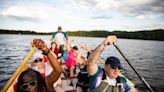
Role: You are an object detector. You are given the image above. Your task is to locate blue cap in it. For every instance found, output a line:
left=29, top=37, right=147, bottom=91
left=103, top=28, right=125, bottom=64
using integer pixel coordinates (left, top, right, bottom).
left=105, top=56, right=121, bottom=68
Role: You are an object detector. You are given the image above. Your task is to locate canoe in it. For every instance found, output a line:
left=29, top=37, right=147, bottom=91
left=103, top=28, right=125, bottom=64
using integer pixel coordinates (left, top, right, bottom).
left=61, top=75, right=77, bottom=92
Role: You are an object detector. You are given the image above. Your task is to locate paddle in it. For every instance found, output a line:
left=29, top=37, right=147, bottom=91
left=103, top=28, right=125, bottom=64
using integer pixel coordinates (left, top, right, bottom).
left=2, top=47, right=36, bottom=92
left=84, top=46, right=105, bottom=64
left=113, top=44, right=154, bottom=92
left=6, top=66, right=28, bottom=92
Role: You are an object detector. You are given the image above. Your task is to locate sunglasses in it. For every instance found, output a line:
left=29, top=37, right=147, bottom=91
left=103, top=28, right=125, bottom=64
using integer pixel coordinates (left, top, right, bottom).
left=21, top=80, right=37, bottom=90
left=111, top=66, right=122, bottom=70
left=34, top=58, right=43, bottom=63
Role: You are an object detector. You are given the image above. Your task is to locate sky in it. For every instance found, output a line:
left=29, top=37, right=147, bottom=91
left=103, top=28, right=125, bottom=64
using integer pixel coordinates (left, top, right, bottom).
left=0, top=0, right=164, bottom=32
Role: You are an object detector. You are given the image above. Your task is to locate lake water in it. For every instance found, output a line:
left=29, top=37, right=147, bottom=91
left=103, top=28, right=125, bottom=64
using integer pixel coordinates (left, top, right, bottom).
left=0, top=34, right=164, bottom=92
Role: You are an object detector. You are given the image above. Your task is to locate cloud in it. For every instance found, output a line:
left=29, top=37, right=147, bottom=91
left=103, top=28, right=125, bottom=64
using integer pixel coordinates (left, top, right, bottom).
left=120, top=0, right=164, bottom=19
left=0, top=5, right=50, bottom=22
left=72, top=0, right=164, bottom=19
left=5, top=15, right=39, bottom=22
left=91, top=15, right=112, bottom=19
left=140, top=22, right=164, bottom=29
left=0, top=0, right=163, bottom=31
left=0, top=1, right=11, bottom=12
left=0, top=0, right=54, bottom=22
left=122, top=22, right=164, bottom=30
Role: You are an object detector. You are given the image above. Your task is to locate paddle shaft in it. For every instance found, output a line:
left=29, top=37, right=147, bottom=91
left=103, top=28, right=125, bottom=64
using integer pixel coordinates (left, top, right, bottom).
left=114, top=44, right=154, bottom=92
left=84, top=47, right=105, bottom=64
left=2, top=47, right=36, bottom=92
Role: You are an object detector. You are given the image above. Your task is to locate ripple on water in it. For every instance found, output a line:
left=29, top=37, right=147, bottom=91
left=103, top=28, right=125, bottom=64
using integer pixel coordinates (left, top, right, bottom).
left=0, top=35, right=164, bottom=92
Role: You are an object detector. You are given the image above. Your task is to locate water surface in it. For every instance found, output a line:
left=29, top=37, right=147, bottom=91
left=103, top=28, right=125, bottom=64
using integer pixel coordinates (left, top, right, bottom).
left=0, top=34, right=164, bottom=92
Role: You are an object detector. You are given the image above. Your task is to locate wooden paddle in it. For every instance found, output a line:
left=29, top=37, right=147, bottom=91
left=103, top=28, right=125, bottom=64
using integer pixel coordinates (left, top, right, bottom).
left=6, top=66, right=28, bottom=92
left=84, top=45, right=105, bottom=64
left=2, top=47, right=36, bottom=92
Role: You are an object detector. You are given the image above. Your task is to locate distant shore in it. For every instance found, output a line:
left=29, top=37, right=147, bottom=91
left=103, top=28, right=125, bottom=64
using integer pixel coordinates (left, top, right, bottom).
left=0, top=29, right=164, bottom=41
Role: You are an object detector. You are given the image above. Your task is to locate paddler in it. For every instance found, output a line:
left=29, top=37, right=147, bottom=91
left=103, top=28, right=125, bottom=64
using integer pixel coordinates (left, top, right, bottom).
left=87, top=35, right=139, bottom=92
left=16, top=39, right=62, bottom=92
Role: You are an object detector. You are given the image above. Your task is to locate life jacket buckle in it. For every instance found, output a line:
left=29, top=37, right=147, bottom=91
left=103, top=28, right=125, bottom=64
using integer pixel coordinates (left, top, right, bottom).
left=116, top=83, right=123, bottom=87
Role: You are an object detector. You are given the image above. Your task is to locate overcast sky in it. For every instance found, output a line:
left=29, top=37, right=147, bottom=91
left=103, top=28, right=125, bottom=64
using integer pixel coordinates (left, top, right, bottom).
left=0, top=0, right=164, bottom=32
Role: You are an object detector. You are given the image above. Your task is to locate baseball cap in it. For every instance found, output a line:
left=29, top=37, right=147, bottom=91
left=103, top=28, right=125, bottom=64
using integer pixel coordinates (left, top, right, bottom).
left=105, top=56, right=121, bottom=68
left=72, top=46, right=78, bottom=50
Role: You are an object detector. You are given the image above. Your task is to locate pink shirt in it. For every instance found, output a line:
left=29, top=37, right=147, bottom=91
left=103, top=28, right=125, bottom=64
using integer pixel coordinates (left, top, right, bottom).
left=65, top=49, right=78, bottom=67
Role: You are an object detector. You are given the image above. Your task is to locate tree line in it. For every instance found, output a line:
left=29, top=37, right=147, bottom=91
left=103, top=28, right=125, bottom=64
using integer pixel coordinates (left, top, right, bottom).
left=66, top=29, right=164, bottom=41
left=0, top=29, right=164, bottom=41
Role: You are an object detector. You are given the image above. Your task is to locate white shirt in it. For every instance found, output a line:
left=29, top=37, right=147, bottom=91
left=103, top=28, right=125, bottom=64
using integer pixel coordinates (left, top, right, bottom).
left=106, top=76, right=117, bottom=86
left=55, top=32, right=66, bottom=45
left=95, top=75, right=117, bottom=88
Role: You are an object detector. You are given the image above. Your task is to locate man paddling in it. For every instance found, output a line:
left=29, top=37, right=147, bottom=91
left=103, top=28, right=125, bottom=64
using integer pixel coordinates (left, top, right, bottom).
left=87, top=35, right=139, bottom=92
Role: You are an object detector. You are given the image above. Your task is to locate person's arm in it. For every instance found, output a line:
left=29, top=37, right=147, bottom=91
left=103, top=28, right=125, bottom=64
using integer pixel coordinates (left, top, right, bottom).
left=65, top=34, right=68, bottom=41
left=32, top=39, right=62, bottom=84
left=87, top=36, right=117, bottom=76
left=51, top=32, right=56, bottom=41
left=76, top=44, right=85, bottom=64
left=45, top=50, right=62, bottom=84
left=66, top=40, right=71, bottom=51
left=56, top=41, right=60, bottom=49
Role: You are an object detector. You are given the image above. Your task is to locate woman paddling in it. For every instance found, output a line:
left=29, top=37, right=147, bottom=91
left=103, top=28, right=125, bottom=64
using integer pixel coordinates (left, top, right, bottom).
left=16, top=39, right=62, bottom=92
left=31, top=53, right=63, bottom=92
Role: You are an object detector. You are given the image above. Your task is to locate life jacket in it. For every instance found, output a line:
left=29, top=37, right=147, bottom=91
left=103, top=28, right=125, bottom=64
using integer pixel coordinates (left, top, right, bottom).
left=90, top=70, right=124, bottom=92
left=77, top=66, right=90, bottom=87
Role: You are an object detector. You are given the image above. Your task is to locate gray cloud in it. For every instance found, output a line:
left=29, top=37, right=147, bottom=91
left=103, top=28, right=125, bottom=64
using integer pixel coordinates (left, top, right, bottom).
left=9, top=15, right=39, bottom=22
left=73, top=0, right=164, bottom=19
left=73, top=0, right=97, bottom=7
left=0, top=0, right=26, bottom=9
left=0, top=0, right=49, bottom=21
left=0, top=1, right=13, bottom=11
left=91, top=15, right=112, bottom=19
left=0, top=15, right=39, bottom=22
left=0, top=0, right=47, bottom=22
left=120, top=0, right=164, bottom=18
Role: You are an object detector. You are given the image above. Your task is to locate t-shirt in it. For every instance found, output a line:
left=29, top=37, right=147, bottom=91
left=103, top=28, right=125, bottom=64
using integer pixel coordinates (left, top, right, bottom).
left=65, top=50, right=78, bottom=67
left=60, top=50, right=68, bottom=62
left=52, top=32, right=67, bottom=45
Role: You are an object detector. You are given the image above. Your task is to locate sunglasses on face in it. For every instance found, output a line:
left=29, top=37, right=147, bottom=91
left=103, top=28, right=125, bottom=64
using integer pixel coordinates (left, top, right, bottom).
left=111, top=66, right=121, bottom=70
left=34, top=58, right=43, bottom=63
left=21, top=80, right=37, bottom=91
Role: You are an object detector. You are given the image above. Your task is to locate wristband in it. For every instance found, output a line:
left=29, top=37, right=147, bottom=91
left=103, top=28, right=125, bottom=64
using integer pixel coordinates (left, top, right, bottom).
left=104, top=42, right=110, bottom=47
left=42, top=49, right=50, bottom=56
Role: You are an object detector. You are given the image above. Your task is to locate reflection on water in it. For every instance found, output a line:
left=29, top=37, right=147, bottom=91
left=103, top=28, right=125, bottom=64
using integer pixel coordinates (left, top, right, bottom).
left=0, top=34, right=164, bottom=92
